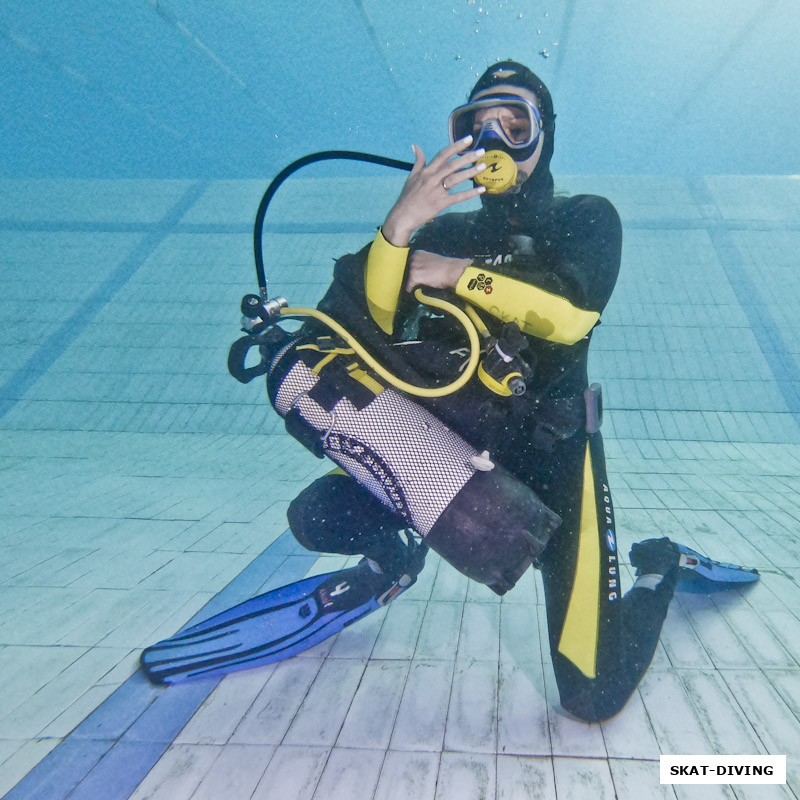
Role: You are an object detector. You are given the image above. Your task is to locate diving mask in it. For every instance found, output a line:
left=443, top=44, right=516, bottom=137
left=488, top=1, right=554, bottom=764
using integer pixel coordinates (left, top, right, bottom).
left=448, top=94, right=543, bottom=194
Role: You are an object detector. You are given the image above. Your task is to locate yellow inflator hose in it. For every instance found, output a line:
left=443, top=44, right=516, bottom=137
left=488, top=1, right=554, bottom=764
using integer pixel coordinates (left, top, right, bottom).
left=278, top=288, right=481, bottom=398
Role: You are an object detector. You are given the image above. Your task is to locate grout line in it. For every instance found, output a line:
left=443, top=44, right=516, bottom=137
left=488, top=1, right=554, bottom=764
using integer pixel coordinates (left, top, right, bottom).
left=685, top=178, right=800, bottom=431
left=0, top=181, right=209, bottom=421
left=2, top=529, right=308, bottom=800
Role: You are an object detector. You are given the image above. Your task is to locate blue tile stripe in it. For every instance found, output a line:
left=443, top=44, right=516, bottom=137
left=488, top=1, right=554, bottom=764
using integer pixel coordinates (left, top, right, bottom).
left=0, top=220, right=380, bottom=235
left=2, top=218, right=800, bottom=235
left=687, top=178, right=800, bottom=429
left=0, top=181, right=209, bottom=421
left=4, top=530, right=316, bottom=800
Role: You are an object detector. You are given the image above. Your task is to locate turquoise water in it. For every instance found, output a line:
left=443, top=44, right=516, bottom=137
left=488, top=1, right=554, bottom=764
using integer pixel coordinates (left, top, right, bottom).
left=3, top=0, right=800, bottom=177
left=1, top=3, right=800, bottom=799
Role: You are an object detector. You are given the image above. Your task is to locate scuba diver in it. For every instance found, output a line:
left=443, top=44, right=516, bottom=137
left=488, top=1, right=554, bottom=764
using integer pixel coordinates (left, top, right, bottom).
left=141, top=61, right=759, bottom=715
left=282, top=61, right=681, bottom=722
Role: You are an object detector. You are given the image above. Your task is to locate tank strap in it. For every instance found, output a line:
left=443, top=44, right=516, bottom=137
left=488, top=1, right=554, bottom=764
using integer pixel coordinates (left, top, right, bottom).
left=302, top=350, right=384, bottom=413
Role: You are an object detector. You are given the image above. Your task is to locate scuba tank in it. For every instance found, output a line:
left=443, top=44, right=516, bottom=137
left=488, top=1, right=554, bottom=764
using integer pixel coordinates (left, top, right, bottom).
left=227, top=151, right=561, bottom=594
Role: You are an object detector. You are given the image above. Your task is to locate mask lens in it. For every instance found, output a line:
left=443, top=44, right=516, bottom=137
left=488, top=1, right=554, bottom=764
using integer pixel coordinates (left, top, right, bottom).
left=504, top=109, right=532, bottom=144
left=449, top=96, right=540, bottom=149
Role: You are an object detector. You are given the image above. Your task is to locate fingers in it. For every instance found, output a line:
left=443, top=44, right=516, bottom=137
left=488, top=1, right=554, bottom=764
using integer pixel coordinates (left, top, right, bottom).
left=443, top=160, right=486, bottom=191
left=410, top=144, right=426, bottom=174
left=429, top=135, right=475, bottom=169
left=448, top=148, right=486, bottom=174
left=444, top=184, right=486, bottom=207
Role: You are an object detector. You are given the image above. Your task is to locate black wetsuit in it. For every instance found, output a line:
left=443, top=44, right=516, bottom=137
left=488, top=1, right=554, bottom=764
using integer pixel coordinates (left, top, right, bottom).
left=287, top=193, right=676, bottom=722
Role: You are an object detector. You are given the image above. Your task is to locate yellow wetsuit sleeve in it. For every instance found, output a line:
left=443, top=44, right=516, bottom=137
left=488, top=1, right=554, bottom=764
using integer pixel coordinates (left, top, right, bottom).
left=455, top=265, right=600, bottom=345
left=364, top=229, right=409, bottom=335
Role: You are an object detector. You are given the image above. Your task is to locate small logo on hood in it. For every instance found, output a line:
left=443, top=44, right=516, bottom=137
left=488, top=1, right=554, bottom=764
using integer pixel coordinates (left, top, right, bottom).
left=490, top=68, right=518, bottom=80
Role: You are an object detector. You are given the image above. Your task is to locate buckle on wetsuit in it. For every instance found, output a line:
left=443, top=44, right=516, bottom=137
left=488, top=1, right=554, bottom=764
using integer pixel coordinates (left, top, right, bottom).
left=584, top=383, right=603, bottom=433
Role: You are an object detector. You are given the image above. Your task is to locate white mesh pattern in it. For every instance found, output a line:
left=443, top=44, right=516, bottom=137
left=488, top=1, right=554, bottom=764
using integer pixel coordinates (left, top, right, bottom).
left=273, top=359, right=477, bottom=536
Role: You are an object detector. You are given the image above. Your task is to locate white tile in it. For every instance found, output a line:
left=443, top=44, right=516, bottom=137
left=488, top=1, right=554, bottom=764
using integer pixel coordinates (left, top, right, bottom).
left=500, top=563, right=540, bottom=605
left=371, top=600, right=426, bottom=660
left=38, top=681, right=121, bottom=738
left=176, top=667, right=276, bottom=745
left=762, top=609, right=800, bottom=664
left=659, top=603, right=715, bottom=669
left=729, top=782, right=798, bottom=800
left=390, top=659, right=453, bottom=752
left=552, top=756, right=617, bottom=800
left=129, top=743, right=222, bottom=800
left=672, top=783, right=737, bottom=800
left=250, top=745, right=328, bottom=800
left=327, top=604, right=387, bottom=659
left=374, top=750, right=440, bottom=800
left=760, top=571, right=800, bottom=612
left=415, top=601, right=463, bottom=660
left=190, top=744, right=275, bottom=800
left=0, top=646, right=86, bottom=727
left=500, top=603, right=543, bottom=665
left=336, top=660, right=410, bottom=749
left=283, top=658, right=368, bottom=746
left=609, top=758, right=676, bottom=800
left=430, top=563, right=469, bottom=602
left=602, top=688, right=662, bottom=760
left=465, top=579, right=502, bottom=604
left=720, top=670, right=800, bottom=757
left=230, top=657, right=323, bottom=745
left=638, top=669, right=716, bottom=755
left=497, top=661, right=550, bottom=756
left=679, top=670, right=766, bottom=755
left=444, top=659, right=498, bottom=753
left=767, top=668, right=800, bottom=727
left=676, top=594, right=755, bottom=669
left=0, top=645, right=125, bottom=738
left=312, top=747, right=384, bottom=800
left=714, top=596, right=796, bottom=668
left=435, top=751, right=495, bottom=800
left=496, top=755, right=556, bottom=800
left=457, top=602, right=500, bottom=662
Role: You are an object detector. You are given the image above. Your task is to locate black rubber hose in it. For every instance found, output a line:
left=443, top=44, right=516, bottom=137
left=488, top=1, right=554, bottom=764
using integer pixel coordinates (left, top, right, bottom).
left=253, top=150, right=414, bottom=299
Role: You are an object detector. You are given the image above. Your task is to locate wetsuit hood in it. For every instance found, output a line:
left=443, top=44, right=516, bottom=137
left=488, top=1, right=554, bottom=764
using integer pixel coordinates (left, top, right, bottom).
left=469, top=61, right=556, bottom=226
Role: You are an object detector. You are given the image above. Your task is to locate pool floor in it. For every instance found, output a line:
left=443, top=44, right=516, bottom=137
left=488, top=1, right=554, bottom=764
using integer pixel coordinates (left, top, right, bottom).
left=1, top=175, right=799, bottom=799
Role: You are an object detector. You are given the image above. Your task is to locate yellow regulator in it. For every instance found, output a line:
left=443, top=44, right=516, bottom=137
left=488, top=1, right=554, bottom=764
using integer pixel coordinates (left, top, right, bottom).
left=473, top=150, right=518, bottom=194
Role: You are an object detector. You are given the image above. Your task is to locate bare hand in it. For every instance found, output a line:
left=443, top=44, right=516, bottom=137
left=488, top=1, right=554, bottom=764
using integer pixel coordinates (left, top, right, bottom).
left=381, top=136, right=487, bottom=247
left=405, top=251, right=471, bottom=292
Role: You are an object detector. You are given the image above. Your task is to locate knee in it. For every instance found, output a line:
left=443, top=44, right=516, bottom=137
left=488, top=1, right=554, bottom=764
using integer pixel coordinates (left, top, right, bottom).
left=552, top=655, right=636, bottom=723
left=287, top=475, right=345, bottom=552
left=559, top=686, right=630, bottom=723
left=287, top=490, right=320, bottom=551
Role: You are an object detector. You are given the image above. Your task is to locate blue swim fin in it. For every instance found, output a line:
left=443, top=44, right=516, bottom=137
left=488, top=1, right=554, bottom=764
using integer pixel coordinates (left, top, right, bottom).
left=140, top=560, right=416, bottom=685
left=675, top=543, right=760, bottom=593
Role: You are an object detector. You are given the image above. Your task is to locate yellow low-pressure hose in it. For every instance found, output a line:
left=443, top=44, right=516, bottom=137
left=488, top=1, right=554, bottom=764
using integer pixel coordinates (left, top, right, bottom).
left=279, top=288, right=481, bottom=398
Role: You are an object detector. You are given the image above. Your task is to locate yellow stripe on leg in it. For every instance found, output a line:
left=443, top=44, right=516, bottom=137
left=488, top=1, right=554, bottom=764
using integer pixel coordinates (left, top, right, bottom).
left=557, top=440, right=601, bottom=678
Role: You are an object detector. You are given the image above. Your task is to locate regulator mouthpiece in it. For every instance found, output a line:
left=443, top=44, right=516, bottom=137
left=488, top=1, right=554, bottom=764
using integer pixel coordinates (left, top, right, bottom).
left=473, top=150, right=518, bottom=194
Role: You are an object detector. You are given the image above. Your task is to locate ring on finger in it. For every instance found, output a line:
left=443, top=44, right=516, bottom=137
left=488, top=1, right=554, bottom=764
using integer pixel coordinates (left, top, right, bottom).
left=441, top=179, right=449, bottom=191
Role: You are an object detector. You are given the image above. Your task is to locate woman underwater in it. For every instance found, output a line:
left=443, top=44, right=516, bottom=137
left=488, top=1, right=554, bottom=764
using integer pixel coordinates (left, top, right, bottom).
left=282, top=61, right=681, bottom=722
